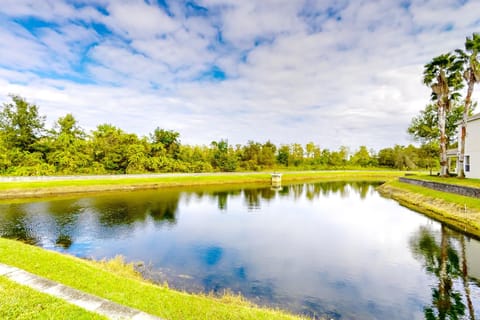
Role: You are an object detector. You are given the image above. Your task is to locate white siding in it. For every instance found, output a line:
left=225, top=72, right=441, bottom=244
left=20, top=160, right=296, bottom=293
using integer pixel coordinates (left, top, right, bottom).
left=465, top=118, right=480, bottom=178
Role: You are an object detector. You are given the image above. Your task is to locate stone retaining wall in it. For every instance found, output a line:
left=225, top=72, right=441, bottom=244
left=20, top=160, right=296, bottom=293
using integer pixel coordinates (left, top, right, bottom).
left=399, top=177, right=480, bottom=198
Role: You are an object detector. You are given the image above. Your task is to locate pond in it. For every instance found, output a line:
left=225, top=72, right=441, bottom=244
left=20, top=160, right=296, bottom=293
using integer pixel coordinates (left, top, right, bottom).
left=0, top=181, right=479, bottom=319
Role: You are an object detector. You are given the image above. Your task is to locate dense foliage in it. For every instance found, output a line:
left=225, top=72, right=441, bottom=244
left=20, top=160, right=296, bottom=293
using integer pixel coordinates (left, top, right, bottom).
left=0, top=95, right=436, bottom=176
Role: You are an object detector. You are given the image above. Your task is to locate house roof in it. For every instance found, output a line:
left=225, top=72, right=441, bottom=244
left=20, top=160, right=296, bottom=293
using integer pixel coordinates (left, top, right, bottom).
left=467, top=112, right=480, bottom=123
left=456, top=112, right=480, bottom=126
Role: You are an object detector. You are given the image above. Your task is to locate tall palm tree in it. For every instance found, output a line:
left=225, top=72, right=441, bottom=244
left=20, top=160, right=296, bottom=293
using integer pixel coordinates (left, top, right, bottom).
left=423, top=53, right=464, bottom=177
left=456, top=33, right=480, bottom=178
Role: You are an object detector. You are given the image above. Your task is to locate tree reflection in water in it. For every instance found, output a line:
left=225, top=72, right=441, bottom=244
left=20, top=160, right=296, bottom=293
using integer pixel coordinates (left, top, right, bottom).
left=410, top=224, right=477, bottom=319
left=0, top=182, right=381, bottom=247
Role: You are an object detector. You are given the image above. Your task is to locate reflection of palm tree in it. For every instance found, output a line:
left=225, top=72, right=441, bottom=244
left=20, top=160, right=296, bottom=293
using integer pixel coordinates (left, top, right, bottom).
left=461, top=236, right=475, bottom=320
left=410, top=225, right=466, bottom=319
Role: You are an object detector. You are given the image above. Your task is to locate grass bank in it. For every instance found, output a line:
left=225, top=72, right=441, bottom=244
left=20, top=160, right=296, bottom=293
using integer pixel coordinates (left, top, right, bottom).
left=0, top=276, right=107, bottom=320
left=402, top=174, right=480, bottom=188
left=0, top=170, right=405, bottom=200
left=0, top=238, right=307, bottom=320
left=377, top=178, right=480, bottom=238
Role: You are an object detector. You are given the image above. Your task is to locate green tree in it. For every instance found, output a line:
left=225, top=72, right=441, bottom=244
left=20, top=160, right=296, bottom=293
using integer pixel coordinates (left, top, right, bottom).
left=91, top=124, right=148, bottom=173
left=150, top=128, right=180, bottom=159
left=305, top=142, right=316, bottom=159
left=241, top=141, right=262, bottom=170
left=319, top=148, right=331, bottom=166
left=305, top=142, right=321, bottom=166
left=327, top=146, right=349, bottom=167
left=377, top=147, right=395, bottom=168
left=0, top=95, right=45, bottom=152
left=277, top=145, right=290, bottom=166
left=455, top=33, right=480, bottom=178
left=259, top=141, right=276, bottom=168
left=423, top=53, right=464, bottom=176
left=408, top=103, right=464, bottom=147
left=210, top=139, right=238, bottom=172
left=177, top=145, right=212, bottom=172
left=47, top=114, right=90, bottom=173
left=290, top=143, right=304, bottom=166
left=417, top=142, right=440, bottom=174
left=350, top=146, right=372, bottom=167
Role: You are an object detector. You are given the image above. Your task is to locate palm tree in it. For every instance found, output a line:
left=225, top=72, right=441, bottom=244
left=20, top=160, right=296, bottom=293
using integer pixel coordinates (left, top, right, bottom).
left=456, top=33, right=480, bottom=178
left=423, top=53, right=464, bottom=176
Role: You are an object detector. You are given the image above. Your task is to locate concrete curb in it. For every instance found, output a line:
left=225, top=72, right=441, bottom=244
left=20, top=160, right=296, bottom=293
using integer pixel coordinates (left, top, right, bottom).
left=0, top=263, right=163, bottom=320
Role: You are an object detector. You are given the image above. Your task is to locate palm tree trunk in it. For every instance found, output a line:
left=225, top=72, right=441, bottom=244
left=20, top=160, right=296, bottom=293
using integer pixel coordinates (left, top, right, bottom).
left=438, top=104, right=448, bottom=176
left=461, top=235, right=476, bottom=319
left=459, top=77, right=475, bottom=178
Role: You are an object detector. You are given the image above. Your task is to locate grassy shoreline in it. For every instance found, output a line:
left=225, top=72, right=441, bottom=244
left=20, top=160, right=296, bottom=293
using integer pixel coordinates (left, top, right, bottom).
left=0, top=170, right=404, bottom=200
left=0, top=238, right=307, bottom=320
left=377, top=179, right=480, bottom=238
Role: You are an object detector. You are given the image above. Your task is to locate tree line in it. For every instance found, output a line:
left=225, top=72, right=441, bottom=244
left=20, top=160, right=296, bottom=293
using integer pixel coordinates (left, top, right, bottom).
left=1, top=95, right=439, bottom=176
left=409, top=32, right=480, bottom=177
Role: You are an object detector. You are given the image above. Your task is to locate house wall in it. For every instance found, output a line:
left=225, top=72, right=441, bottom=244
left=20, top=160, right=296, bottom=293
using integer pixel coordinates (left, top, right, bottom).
left=465, top=119, right=480, bottom=179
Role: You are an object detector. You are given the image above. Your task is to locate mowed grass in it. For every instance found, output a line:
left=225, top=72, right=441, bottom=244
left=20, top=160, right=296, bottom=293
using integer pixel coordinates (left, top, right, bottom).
left=389, top=180, right=480, bottom=210
left=401, top=173, right=480, bottom=188
left=0, top=276, right=107, bottom=320
left=0, top=238, right=307, bottom=320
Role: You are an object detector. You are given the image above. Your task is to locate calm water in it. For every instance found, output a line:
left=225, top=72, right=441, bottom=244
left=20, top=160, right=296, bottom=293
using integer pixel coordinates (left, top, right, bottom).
left=1, top=181, right=479, bottom=319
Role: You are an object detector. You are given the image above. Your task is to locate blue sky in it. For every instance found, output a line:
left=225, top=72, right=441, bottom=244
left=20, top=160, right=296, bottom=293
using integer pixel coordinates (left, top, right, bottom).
left=0, top=0, right=479, bottom=151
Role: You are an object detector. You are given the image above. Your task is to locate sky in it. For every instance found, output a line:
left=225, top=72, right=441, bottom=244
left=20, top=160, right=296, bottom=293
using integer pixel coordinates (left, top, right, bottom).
left=0, top=0, right=479, bottom=151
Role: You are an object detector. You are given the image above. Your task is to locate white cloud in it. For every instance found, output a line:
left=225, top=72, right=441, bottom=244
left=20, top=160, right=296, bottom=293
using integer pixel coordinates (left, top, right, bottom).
left=1, top=0, right=480, bottom=150
left=104, top=1, right=180, bottom=39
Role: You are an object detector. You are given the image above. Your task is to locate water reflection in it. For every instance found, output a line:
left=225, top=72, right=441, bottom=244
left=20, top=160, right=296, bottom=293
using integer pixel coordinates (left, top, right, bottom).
left=0, top=181, right=479, bottom=319
left=410, top=225, right=478, bottom=319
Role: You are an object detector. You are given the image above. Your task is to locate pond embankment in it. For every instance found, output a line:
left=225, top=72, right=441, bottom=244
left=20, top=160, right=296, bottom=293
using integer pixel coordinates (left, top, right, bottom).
left=0, top=238, right=306, bottom=320
left=377, top=178, right=480, bottom=238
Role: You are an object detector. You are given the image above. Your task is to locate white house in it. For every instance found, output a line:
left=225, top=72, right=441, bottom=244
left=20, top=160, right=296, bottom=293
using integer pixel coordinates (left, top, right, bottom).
left=458, top=113, right=480, bottom=178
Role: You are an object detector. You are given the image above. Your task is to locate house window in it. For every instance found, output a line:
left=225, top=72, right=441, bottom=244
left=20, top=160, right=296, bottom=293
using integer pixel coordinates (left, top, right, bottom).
left=465, top=155, right=470, bottom=172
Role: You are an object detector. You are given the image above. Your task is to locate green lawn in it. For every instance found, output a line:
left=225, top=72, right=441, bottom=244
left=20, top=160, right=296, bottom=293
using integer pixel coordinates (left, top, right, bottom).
left=402, top=173, right=480, bottom=188
left=0, top=276, right=107, bottom=320
left=0, top=238, right=307, bottom=320
left=389, top=179, right=480, bottom=210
